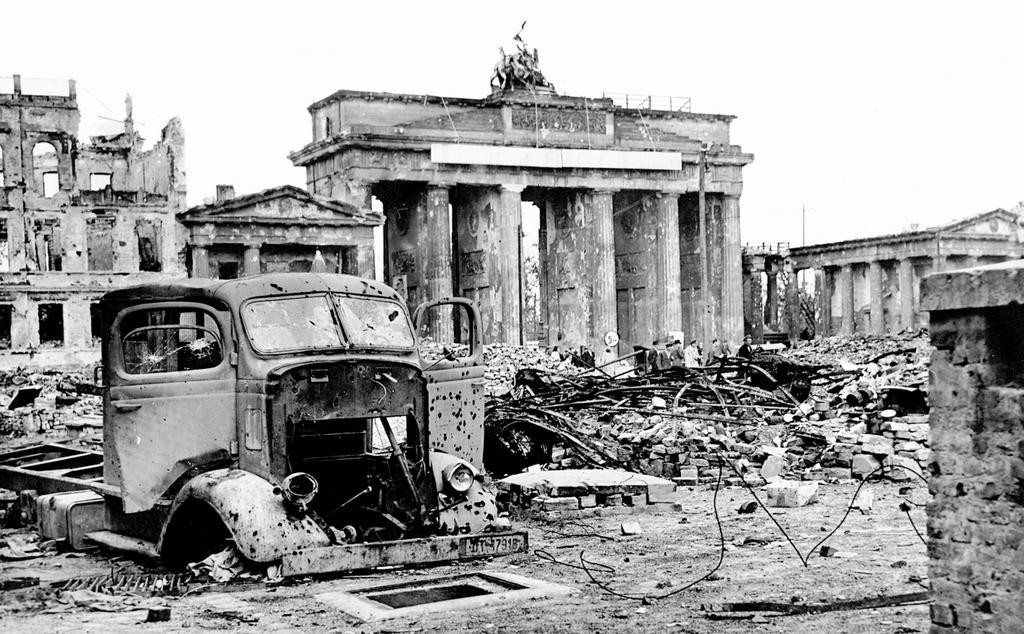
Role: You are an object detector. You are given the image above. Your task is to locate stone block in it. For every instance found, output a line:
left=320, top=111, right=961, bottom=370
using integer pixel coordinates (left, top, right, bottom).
left=765, top=481, right=819, bottom=507
left=620, top=520, right=642, bottom=536
left=578, top=494, right=597, bottom=509
left=760, top=454, right=785, bottom=480
left=859, top=434, right=894, bottom=456
left=674, top=466, right=699, bottom=486
left=823, top=467, right=853, bottom=480
left=646, top=482, right=677, bottom=504
left=599, top=493, right=622, bottom=506
left=884, top=455, right=920, bottom=482
left=852, top=453, right=882, bottom=478
left=532, top=496, right=580, bottom=512
left=881, top=421, right=910, bottom=433
left=894, top=441, right=922, bottom=452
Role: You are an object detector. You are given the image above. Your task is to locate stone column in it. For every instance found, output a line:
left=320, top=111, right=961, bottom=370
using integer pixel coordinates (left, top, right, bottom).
left=765, top=266, right=779, bottom=330
left=587, top=190, right=617, bottom=357
left=721, top=196, right=743, bottom=346
left=783, top=259, right=800, bottom=343
left=654, top=193, right=682, bottom=336
left=192, top=245, right=210, bottom=278
left=869, top=260, right=885, bottom=334
left=748, top=266, right=764, bottom=342
left=898, top=258, right=915, bottom=331
left=356, top=244, right=374, bottom=279
left=840, top=264, right=855, bottom=335
left=243, top=245, right=261, bottom=276
left=815, top=268, right=830, bottom=337
left=423, top=185, right=454, bottom=339
left=495, top=185, right=524, bottom=344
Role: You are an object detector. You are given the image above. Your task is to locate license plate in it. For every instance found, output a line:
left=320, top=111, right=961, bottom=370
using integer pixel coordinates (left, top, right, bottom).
left=458, top=533, right=527, bottom=558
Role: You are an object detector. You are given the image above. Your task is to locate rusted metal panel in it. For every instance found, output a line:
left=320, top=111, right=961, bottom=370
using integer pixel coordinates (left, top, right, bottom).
left=159, top=468, right=331, bottom=563
left=281, top=531, right=529, bottom=577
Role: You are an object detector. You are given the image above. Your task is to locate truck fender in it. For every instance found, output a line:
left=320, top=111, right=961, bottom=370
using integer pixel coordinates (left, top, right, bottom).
left=430, top=451, right=501, bottom=535
left=158, top=468, right=331, bottom=563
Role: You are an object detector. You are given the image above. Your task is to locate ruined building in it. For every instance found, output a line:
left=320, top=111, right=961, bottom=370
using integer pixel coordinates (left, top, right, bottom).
left=179, top=184, right=380, bottom=279
left=743, top=208, right=1024, bottom=341
left=289, top=44, right=752, bottom=356
left=0, top=75, right=184, bottom=367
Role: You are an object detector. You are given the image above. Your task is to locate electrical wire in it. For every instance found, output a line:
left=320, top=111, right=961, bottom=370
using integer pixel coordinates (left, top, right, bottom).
left=535, top=462, right=726, bottom=602
left=534, top=451, right=930, bottom=601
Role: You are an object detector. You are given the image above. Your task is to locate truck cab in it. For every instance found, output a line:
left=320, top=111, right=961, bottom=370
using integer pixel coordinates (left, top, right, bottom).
left=55, top=273, right=526, bottom=573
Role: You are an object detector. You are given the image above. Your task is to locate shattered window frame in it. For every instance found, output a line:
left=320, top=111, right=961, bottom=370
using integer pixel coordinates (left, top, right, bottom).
left=332, top=293, right=416, bottom=351
left=112, top=302, right=229, bottom=381
left=240, top=293, right=344, bottom=355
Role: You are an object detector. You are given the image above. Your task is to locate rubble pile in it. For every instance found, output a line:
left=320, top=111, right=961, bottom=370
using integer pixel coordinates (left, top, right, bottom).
left=0, top=368, right=101, bottom=437
left=484, top=334, right=934, bottom=488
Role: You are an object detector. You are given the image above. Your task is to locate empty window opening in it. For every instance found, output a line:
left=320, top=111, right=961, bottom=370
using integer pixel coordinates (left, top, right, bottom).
left=42, top=172, right=59, bottom=198
left=32, top=142, right=59, bottom=196
left=38, top=303, right=64, bottom=347
left=87, top=214, right=115, bottom=271
left=90, top=173, right=112, bottom=191
left=217, top=261, right=239, bottom=279
left=324, top=116, right=333, bottom=137
left=136, top=219, right=162, bottom=272
left=0, top=144, right=5, bottom=186
left=0, top=305, right=11, bottom=349
left=90, top=303, right=103, bottom=346
left=0, top=220, right=9, bottom=272
left=33, top=219, right=63, bottom=272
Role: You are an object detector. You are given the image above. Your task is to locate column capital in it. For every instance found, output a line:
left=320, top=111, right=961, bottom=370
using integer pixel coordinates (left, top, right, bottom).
left=590, top=188, right=618, bottom=195
left=653, top=191, right=680, bottom=200
left=427, top=182, right=454, bottom=191
left=500, top=184, right=526, bottom=194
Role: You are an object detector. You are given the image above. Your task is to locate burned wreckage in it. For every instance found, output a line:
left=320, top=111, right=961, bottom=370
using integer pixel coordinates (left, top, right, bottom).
left=0, top=274, right=526, bottom=575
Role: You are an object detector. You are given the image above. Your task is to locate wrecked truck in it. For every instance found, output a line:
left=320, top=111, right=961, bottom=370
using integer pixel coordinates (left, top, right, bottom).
left=0, top=274, right=527, bottom=576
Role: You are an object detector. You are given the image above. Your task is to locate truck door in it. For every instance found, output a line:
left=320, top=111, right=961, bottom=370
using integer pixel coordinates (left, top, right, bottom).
left=412, top=298, right=486, bottom=468
left=106, top=302, right=236, bottom=513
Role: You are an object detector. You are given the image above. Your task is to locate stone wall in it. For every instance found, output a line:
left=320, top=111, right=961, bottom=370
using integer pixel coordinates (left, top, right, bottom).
left=922, top=261, right=1024, bottom=633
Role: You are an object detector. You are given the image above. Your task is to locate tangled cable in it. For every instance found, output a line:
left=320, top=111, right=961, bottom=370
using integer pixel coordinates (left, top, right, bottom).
left=535, top=451, right=930, bottom=602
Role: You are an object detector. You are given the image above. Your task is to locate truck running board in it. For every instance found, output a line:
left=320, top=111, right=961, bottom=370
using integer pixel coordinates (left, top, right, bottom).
left=282, top=531, right=529, bottom=577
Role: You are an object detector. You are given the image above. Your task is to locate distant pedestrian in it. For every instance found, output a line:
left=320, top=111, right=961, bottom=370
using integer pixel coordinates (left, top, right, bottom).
left=738, top=335, right=755, bottom=360
left=707, top=338, right=730, bottom=365
left=668, top=340, right=685, bottom=368
left=683, top=340, right=701, bottom=367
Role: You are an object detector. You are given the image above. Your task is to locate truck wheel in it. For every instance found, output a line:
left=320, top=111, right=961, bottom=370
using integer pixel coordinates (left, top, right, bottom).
left=161, top=498, right=233, bottom=568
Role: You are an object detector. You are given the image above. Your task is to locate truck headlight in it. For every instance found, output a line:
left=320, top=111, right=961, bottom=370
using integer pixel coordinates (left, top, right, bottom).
left=442, top=463, right=474, bottom=494
left=279, top=472, right=319, bottom=511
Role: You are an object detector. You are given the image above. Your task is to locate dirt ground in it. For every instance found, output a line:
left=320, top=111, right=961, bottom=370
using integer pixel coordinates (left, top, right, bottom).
left=1, top=478, right=930, bottom=633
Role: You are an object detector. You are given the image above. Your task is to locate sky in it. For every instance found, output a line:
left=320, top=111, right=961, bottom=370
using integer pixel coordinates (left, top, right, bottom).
left=2, top=1, right=1022, bottom=247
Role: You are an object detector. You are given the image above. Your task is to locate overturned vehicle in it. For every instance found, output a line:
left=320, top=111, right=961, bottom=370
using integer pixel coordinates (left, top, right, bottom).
left=0, top=274, right=526, bottom=575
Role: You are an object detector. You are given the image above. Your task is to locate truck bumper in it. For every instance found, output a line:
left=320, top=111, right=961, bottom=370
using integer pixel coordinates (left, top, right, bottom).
left=281, top=531, right=529, bottom=577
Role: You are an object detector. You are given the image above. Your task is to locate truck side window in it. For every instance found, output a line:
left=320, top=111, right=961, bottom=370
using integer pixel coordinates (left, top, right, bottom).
left=120, top=307, right=223, bottom=375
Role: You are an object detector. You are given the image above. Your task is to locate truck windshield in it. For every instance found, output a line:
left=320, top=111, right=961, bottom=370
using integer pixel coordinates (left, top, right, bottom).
left=243, top=296, right=342, bottom=353
left=333, top=295, right=414, bottom=348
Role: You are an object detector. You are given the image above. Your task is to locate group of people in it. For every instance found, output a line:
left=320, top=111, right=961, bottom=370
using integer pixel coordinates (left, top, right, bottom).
left=641, top=334, right=755, bottom=372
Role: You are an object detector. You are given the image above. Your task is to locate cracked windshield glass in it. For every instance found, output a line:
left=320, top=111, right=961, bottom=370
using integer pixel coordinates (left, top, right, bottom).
left=243, top=296, right=341, bottom=352
left=333, top=295, right=414, bottom=348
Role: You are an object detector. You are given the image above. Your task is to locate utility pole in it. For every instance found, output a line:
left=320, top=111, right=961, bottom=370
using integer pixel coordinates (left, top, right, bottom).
left=697, top=145, right=710, bottom=346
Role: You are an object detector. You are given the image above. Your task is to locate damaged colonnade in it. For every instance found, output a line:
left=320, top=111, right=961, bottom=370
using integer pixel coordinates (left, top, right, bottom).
left=0, top=74, right=184, bottom=367
left=742, top=209, right=1024, bottom=341
left=289, top=83, right=753, bottom=356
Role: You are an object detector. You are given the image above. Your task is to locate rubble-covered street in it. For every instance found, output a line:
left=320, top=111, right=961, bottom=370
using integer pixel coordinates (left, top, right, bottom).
left=2, top=334, right=933, bottom=632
